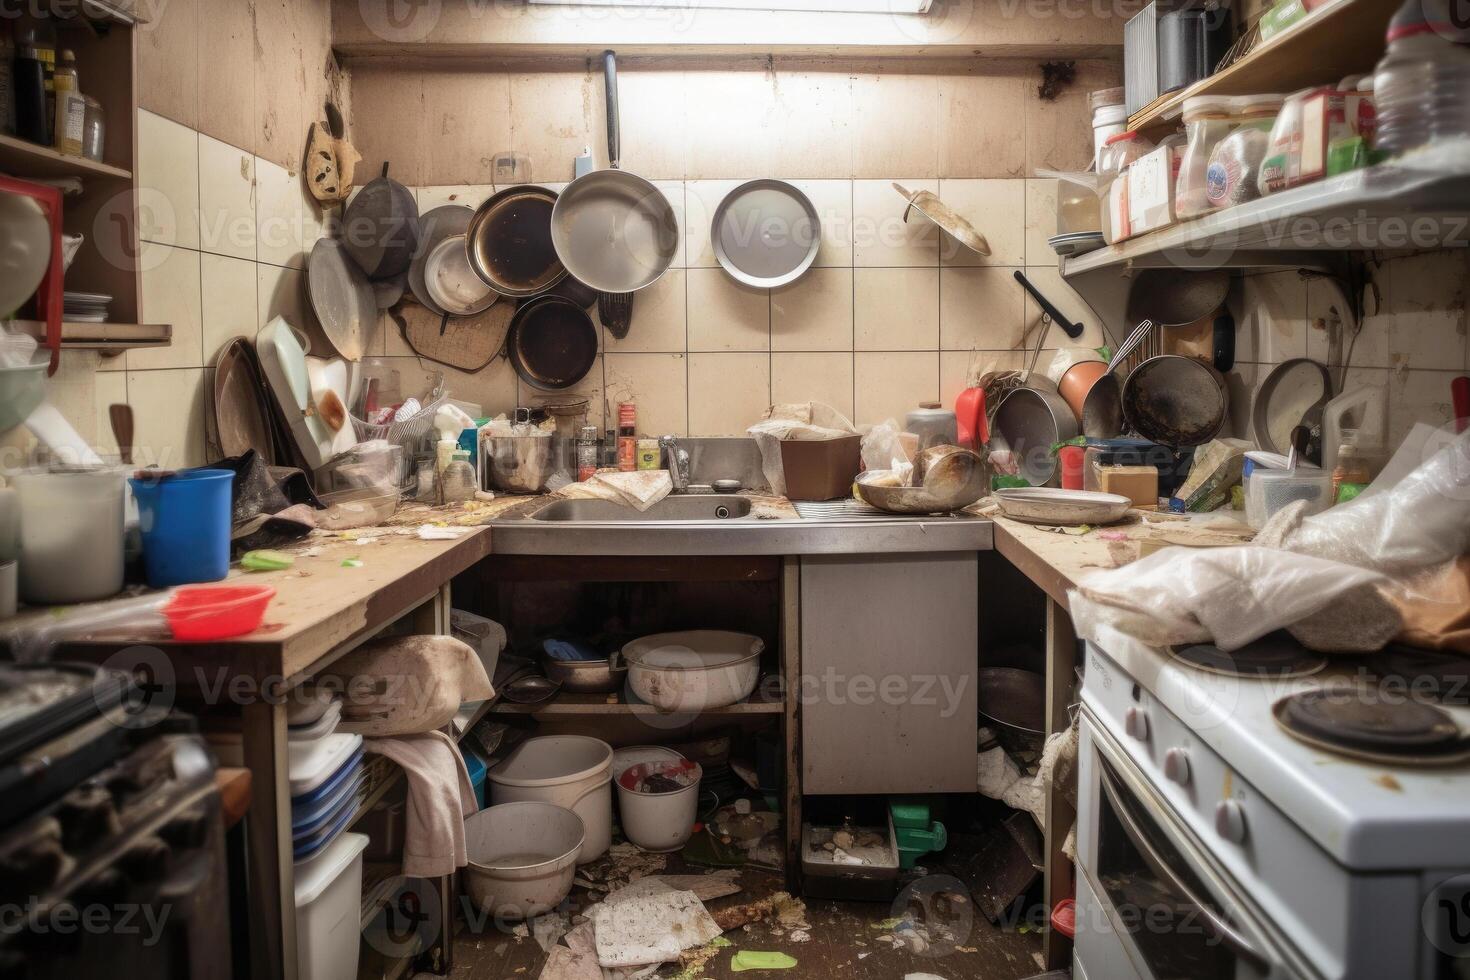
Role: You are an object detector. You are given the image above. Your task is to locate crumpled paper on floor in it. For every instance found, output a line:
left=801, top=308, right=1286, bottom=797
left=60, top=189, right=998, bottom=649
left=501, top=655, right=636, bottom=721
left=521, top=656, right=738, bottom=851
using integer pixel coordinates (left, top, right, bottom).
left=557, top=470, right=672, bottom=512
left=747, top=402, right=858, bottom=497
left=977, top=746, right=1044, bottom=822
left=591, top=890, right=722, bottom=968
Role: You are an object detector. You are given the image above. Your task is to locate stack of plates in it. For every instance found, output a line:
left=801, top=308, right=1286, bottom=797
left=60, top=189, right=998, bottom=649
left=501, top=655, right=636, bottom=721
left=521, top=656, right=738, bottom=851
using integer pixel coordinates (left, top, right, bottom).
left=289, top=731, right=366, bottom=864
left=62, top=291, right=112, bottom=322
left=1047, top=233, right=1106, bottom=257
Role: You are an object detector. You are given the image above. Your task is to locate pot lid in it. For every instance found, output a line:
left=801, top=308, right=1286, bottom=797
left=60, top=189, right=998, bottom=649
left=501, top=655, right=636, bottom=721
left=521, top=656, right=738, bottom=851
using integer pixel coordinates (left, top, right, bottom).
left=892, top=183, right=990, bottom=257
left=711, top=179, right=821, bottom=288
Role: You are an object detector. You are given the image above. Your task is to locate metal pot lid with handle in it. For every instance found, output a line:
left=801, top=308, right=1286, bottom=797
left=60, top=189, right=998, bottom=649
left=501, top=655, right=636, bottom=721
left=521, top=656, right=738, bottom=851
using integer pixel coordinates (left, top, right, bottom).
left=711, top=179, right=821, bottom=288
left=892, top=182, right=990, bottom=258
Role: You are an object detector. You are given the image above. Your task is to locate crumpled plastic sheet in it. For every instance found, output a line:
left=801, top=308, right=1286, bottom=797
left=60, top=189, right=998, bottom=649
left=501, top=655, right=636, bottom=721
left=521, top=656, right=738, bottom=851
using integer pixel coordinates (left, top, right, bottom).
left=1070, top=428, right=1470, bottom=653
left=1070, top=544, right=1392, bottom=652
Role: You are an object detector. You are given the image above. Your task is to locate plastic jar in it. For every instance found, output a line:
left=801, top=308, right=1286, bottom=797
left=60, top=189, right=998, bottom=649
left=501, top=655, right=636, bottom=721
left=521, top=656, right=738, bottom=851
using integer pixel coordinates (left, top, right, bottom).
left=1372, top=23, right=1470, bottom=158
left=1175, top=95, right=1235, bottom=218
left=1099, top=129, right=1155, bottom=172
left=1092, top=102, right=1129, bottom=170
left=1205, top=96, right=1282, bottom=211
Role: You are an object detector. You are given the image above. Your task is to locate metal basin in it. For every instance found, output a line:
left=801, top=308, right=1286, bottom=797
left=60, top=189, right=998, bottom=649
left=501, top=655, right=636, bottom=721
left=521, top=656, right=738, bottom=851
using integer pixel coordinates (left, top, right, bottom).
left=531, top=495, right=754, bottom=523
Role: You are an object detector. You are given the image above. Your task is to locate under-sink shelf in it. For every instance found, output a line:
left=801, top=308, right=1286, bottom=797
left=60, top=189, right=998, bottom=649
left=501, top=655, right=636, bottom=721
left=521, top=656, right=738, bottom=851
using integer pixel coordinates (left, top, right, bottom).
left=489, top=686, right=785, bottom=716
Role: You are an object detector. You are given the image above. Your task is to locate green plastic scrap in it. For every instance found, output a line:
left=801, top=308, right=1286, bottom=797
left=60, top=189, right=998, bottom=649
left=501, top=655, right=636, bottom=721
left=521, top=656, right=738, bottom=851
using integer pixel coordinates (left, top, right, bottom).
left=240, top=550, right=294, bottom=571
left=731, top=951, right=797, bottom=972
left=341, top=557, right=364, bottom=568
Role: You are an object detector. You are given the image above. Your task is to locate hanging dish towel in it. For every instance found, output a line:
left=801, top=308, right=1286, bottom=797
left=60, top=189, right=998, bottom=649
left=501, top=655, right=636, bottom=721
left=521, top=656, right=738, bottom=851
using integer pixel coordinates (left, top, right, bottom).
left=365, top=730, right=478, bottom=878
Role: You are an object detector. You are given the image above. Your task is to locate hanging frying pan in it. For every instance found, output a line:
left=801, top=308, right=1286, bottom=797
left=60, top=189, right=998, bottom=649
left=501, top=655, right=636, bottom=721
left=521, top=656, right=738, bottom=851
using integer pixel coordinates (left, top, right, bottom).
left=305, top=238, right=375, bottom=361
left=712, top=179, right=820, bottom=288
left=340, top=163, right=419, bottom=280
left=550, top=50, right=678, bottom=295
left=467, top=185, right=568, bottom=299
left=508, top=295, right=598, bottom=391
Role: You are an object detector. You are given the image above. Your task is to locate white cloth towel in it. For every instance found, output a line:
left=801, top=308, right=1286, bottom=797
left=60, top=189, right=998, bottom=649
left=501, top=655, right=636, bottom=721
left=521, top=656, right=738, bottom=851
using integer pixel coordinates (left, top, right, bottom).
left=365, top=730, right=477, bottom=878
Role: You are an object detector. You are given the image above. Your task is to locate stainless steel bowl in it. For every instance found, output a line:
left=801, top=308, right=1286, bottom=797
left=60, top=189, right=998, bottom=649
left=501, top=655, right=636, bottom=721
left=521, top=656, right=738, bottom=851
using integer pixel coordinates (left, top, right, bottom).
left=538, top=652, right=627, bottom=694
left=988, top=386, right=1080, bottom=488
left=485, top=435, right=561, bottom=493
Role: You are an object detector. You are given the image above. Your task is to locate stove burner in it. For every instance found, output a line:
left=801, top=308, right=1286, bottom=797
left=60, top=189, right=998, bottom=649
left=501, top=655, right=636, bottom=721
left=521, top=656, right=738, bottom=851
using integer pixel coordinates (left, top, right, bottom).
left=1272, top=688, right=1470, bottom=765
left=1364, top=645, right=1470, bottom=705
left=1170, top=631, right=1328, bottom=679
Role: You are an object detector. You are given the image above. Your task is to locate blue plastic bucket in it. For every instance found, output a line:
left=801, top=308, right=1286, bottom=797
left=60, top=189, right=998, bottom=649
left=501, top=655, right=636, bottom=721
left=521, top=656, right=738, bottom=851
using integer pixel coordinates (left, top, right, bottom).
left=128, top=468, right=234, bottom=587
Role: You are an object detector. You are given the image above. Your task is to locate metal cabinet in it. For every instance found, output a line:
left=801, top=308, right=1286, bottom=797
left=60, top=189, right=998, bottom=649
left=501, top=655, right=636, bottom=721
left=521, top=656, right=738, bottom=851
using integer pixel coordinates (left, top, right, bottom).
left=800, top=552, right=979, bottom=794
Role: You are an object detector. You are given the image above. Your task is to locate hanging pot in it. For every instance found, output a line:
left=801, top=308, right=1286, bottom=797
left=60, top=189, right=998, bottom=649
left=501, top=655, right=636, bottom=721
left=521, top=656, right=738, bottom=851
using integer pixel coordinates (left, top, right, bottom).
left=466, top=185, right=568, bottom=299
left=340, top=163, right=420, bottom=280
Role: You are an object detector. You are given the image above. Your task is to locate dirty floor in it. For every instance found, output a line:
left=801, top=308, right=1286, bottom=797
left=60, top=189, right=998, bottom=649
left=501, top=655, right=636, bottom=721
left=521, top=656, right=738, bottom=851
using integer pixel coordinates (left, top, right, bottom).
left=449, top=845, right=1045, bottom=979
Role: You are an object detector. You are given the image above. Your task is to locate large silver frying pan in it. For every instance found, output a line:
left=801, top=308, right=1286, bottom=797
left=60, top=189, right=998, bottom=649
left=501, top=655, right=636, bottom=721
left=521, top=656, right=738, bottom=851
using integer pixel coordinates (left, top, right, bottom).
left=550, top=51, right=678, bottom=295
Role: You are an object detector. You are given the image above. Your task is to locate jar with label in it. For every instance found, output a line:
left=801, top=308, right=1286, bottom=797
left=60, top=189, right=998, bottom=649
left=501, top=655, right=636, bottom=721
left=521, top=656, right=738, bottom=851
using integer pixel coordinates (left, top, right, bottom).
left=1204, top=96, right=1282, bottom=211
left=80, top=94, right=104, bottom=161
left=1175, top=95, right=1235, bottom=218
left=576, top=425, right=600, bottom=482
left=51, top=49, right=85, bottom=156
left=635, top=438, right=661, bottom=471
left=617, top=402, right=637, bottom=472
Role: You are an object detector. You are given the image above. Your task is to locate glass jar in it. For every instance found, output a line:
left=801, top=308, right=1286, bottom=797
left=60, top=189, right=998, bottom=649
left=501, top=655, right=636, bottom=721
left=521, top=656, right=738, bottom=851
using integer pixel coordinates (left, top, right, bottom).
left=1204, top=96, right=1282, bottom=211
left=441, top=451, right=478, bottom=503
left=81, top=94, right=104, bottom=161
left=1175, top=95, right=1235, bottom=218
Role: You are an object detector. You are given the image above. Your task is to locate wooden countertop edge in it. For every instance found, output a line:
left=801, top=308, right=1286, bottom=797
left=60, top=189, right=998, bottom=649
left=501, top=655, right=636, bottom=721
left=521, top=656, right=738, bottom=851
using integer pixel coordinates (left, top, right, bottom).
left=991, top=519, right=1076, bottom=612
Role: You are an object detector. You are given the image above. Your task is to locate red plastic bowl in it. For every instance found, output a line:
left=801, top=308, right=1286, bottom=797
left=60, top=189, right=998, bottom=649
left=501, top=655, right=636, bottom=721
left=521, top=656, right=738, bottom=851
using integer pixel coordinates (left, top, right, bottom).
left=1051, top=897, right=1076, bottom=939
left=164, top=585, right=276, bottom=641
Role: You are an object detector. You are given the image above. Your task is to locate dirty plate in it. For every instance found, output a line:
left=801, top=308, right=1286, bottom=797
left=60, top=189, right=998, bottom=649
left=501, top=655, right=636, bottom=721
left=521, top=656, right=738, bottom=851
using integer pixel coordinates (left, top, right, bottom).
left=993, top=487, right=1131, bottom=526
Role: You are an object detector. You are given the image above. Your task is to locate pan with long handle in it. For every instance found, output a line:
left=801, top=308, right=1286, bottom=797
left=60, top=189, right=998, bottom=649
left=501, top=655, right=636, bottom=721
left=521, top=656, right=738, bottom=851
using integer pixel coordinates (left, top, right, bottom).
left=550, top=51, right=679, bottom=295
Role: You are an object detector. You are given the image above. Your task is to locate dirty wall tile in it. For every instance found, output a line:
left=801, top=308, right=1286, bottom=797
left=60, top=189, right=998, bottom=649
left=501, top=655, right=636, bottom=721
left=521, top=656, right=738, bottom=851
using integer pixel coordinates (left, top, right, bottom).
left=137, top=0, right=198, bottom=128
left=937, top=179, right=1026, bottom=267
left=939, top=266, right=1024, bottom=350
left=772, top=353, right=854, bottom=420
left=772, top=268, right=853, bottom=352
left=855, top=268, right=938, bottom=351
left=687, top=269, right=769, bottom=351
left=854, top=351, right=938, bottom=427
left=852, top=74, right=940, bottom=179
left=689, top=353, right=770, bottom=435
left=137, top=110, right=201, bottom=251
left=939, top=72, right=1028, bottom=179
left=196, top=0, right=255, bottom=153
left=604, top=353, right=688, bottom=436
left=422, top=72, right=512, bottom=185
left=198, top=134, right=256, bottom=261
left=853, top=179, right=941, bottom=268
left=133, top=242, right=202, bottom=371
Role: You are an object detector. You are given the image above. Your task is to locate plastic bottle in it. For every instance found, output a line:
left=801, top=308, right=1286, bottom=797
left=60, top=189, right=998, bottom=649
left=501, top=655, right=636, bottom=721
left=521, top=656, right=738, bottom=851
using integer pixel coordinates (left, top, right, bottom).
left=617, top=402, right=637, bottom=472
left=576, top=425, right=599, bottom=482
left=1372, top=0, right=1470, bottom=158
left=51, top=49, right=85, bottom=156
left=1321, top=386, right=1387, bottom=489
left=441, top=450, right=478, bottom=503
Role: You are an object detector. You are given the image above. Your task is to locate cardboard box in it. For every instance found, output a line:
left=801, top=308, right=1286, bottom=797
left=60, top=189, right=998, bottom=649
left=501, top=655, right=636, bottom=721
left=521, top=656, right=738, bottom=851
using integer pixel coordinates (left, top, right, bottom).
left=780, top=435, right=862, bottom=501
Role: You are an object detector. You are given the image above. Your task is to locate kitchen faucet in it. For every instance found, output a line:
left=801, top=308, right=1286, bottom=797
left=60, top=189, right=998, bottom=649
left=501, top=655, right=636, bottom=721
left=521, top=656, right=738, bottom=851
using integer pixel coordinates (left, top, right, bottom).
left=660, top=434, right=690, bottom=491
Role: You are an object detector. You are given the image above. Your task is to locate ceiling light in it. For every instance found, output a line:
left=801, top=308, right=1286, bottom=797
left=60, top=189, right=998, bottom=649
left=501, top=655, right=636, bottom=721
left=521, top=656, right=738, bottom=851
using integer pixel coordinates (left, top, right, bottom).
left=527, top=0, right=933, bottom=12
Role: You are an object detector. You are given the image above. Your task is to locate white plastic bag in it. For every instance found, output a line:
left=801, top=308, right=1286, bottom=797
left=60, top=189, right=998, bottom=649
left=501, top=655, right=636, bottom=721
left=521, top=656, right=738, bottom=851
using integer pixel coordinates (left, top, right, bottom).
left=861, top=418, right=909, bottom=474
left=747, top=402, right=858, bottom=496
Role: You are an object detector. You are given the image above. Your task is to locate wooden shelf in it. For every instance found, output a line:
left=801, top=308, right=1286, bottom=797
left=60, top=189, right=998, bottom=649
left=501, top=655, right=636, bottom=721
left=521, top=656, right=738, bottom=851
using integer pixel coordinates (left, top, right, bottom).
left=490, top=686, right=786, bottom=717
left=1127, top=0, right=1400, bottom=137
left=0, top=134, right=132, bottom=181
left=11, top=319, right=171, bottom=352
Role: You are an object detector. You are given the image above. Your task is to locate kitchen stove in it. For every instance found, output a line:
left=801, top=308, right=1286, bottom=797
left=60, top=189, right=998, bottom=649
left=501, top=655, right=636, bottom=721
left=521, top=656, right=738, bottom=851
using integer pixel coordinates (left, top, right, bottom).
left=1272, top=688, right=1470, bottom=765
left=1075, top=625, right=1470, bottom=980
left=1364, top=645, right=1470, bottom=705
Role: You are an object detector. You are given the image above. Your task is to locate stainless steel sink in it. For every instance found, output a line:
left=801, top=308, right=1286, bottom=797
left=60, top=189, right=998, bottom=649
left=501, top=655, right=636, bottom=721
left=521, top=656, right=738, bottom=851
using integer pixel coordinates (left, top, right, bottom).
left=530, top=495, right=755, bottom=523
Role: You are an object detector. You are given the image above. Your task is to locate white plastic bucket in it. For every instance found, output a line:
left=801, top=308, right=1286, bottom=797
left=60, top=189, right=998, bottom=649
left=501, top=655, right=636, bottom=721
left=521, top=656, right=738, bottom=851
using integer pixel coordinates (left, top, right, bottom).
left=294, top=831, right=368, bottom=980
left=616, top=760, right=702, bottom=853
left=487, top=735, right=613, bottom=863
left=464, top=802, right=584, bottom=921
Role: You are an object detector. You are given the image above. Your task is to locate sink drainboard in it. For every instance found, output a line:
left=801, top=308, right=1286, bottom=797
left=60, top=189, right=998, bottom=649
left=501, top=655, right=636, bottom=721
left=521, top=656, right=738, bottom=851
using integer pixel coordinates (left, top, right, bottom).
left=792, top=500, right=947, bottom=521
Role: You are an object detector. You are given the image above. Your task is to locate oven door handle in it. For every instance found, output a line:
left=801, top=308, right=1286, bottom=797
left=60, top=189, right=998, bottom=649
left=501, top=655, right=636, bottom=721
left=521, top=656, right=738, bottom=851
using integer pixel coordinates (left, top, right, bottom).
left=1097, top=757, right=1271, bottom=974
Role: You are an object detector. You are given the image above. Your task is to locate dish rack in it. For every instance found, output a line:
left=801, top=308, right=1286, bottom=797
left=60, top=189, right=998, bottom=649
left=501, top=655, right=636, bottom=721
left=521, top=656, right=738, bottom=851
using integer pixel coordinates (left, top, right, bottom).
left=349, top=387, right=447, bottom=493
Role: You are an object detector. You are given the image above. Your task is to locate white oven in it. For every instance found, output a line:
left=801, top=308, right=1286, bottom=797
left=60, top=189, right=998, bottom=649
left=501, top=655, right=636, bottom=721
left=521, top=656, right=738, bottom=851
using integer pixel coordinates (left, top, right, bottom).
left=1076, top=708, right=1304, bottom=980
left=1076, top=637, right=1470, bottom=980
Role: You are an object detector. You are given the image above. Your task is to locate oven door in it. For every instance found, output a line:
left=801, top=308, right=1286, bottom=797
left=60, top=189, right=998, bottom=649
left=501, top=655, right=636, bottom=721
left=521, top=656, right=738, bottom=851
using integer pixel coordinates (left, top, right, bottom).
left=1077, top=710, right=1301, bottom=980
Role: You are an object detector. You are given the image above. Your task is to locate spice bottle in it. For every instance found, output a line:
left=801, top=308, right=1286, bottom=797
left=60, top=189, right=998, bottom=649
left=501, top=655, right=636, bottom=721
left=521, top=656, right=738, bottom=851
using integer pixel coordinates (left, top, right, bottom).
left=576, top=425, right=599, bottom=482
left=617, top=402, right=637, bottom=472
left=52, top=49, right=85, bottom=156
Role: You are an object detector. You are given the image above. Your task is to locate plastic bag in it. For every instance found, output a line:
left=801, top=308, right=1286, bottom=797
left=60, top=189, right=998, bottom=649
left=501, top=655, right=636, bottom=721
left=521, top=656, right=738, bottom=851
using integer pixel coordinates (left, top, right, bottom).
left=861, top=418, right=910, bottom=474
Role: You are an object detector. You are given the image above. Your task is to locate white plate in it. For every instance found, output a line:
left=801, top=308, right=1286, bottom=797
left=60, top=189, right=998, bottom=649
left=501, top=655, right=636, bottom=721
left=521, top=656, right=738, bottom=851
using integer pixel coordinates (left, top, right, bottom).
left=994, top=487, right=1131, bottom=526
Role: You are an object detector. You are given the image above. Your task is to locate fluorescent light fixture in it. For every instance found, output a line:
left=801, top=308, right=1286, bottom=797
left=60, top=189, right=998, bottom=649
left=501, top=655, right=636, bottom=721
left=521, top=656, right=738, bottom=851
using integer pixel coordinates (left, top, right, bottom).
left=527, top=0, right=933, bottom=11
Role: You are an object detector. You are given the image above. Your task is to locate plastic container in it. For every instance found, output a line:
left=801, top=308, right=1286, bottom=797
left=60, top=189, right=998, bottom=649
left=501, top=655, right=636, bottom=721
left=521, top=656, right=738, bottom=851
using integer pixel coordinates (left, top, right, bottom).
left=1091, top=102, right=1129, bottom=169
left=1373, top=4, right=1470, bottom=158
left=461, top=743, right=488, bottom=809
left=464, top=802, right=584, bottom=920
left=616, top=759, right=702, bottom=853
left=289, top=700, right=343, bottom=744
left=1176, top=95, right=1235, bottom=218
left=1205, top=96, right=1282, bottom=211
left=1246, top=468, right=1333, bottom=529
left=611, top=745, right=686, bottom=782
left=129, top=468, right=234, bottom=587
left=1159, top=7, right=1232, bottom=95
left=1099, top=129, right=1155, bottom=172
left=290, top=733, right=364, bottom=800
left=163, top=585, right=276, bottom=641
left=488, top=735, right=613, bottom=864
left=294, top=831, right=369, bottom=980
left=1321, top=385, right=1388, bottom=486
left=14, top=465, right=126, bottom=604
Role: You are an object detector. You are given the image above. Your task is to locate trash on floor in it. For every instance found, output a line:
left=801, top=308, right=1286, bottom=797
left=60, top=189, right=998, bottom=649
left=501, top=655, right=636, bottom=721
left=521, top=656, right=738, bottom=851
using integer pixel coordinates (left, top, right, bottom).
left=590, top=889, right=723, bottom=968
left=730, top=950, right=798, bottom=971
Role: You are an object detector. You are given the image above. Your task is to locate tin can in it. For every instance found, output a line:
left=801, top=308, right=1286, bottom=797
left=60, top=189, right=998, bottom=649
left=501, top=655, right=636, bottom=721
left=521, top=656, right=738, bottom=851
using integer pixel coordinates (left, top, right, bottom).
left=636, top=438, right=661, bottom=471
